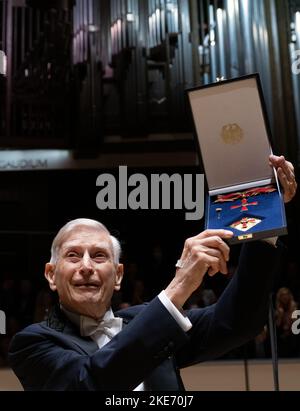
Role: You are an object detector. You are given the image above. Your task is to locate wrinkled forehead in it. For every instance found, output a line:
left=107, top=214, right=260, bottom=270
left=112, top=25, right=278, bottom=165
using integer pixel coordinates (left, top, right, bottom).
left=57, top=225, right=113, bottom=254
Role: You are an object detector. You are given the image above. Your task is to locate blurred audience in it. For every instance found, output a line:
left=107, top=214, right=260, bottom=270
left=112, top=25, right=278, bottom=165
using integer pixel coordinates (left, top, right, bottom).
left=34, top=288, right=56, bottom=322
left=17, top=280, right=36, bottom=328
left=275, top=287, right=300, bottom=357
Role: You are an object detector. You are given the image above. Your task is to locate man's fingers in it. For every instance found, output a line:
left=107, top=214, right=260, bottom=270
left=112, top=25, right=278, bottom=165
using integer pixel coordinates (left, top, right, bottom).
left=201, top=254, right=225, bottom=276
left=208, top=266, right=220, bottom=277
left=199, top=229, right=234, bottom=240
left=178, top=240, right=193, bottom=264
left=277, top=167, right=289, bottom=186
left=269, top=154, right=285, bottom=168
left=269, top=155, right=297, bottom=203
left=270, top=155, right=295, bottom=181
left=197, top=236, right=230, bottom=262
left=277, top=167, right=297, bottom=203
left=179, top=230, right=232, bottom=267
left=182, top=235, right=231, bottom=261
left=280, top=161, right=295, bottom=182
left=207, top=252, right=228, bottom=275
left=277, top=168, right=290, bottom=200
left=194, top=246, right=228, bottom=274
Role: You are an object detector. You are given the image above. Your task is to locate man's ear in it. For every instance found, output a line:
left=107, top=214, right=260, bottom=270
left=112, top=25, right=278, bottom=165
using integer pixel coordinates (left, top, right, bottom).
left=114, top=264, right=124, bottom=291
left=45, top=263, right=57, bottom=291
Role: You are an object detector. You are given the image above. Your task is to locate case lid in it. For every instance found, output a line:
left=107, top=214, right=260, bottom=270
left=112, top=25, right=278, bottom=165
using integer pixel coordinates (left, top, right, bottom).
left=187, top=75, right=273, bottom=195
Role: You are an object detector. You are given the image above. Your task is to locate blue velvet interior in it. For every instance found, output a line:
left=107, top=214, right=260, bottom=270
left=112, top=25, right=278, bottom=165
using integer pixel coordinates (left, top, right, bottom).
left=206, top=188, right=286, bottom=236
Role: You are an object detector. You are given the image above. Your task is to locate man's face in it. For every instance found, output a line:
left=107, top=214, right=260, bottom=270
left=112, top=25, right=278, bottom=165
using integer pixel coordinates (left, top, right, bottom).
left=45, top=226, right=123, bottom=319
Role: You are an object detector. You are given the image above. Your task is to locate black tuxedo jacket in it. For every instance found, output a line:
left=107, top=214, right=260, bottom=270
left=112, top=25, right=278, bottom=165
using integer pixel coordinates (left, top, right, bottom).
left=9, top=241, right=281, bottom=391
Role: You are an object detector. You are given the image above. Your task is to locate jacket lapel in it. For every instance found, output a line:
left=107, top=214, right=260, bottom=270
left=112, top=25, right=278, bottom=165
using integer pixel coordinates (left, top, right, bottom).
left=46, top=305, right=99, bottom=356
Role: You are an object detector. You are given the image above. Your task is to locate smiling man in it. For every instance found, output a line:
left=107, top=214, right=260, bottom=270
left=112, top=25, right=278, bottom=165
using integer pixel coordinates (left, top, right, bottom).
left=8, top=155, right=297, bottom=391
left=45, top=221, right=123, bottom=321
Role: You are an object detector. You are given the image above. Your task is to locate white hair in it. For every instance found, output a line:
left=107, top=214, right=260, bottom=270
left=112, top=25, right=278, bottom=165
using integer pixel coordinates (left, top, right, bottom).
left=50, top=218, right=121, bottom=265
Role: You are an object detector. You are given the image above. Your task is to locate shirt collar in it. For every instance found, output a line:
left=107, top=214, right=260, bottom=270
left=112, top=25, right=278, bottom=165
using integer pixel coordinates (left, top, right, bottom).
left=60, top=305, right=118, bottom=337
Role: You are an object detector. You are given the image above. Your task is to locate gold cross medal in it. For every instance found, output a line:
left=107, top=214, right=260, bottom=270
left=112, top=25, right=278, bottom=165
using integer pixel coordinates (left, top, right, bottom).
left=230, top=217, right=262, bottom=232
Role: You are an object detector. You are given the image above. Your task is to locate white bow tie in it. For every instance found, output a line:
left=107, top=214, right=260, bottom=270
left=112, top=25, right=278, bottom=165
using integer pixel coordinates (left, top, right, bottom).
left=80, top=311, right=123, bottom=339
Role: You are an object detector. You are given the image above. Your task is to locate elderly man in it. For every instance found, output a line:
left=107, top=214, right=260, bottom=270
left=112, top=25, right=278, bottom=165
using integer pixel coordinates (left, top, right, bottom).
left=9, top=155, right=297, bottom=391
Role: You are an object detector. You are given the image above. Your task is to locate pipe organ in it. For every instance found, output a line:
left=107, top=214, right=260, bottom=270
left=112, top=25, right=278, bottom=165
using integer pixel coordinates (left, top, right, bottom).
left=0, top=0, right=298, bottom=162
left=0, top=0, right=73, bottom=146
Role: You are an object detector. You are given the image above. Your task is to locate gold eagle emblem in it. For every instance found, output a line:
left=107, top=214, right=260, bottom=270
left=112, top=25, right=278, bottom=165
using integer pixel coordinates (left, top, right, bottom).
left=221, top=123, right=243, bottom=144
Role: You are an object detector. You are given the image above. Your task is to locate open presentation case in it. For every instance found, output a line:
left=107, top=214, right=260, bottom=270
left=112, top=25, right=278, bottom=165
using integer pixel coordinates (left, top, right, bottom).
left=187, top=74, right=287, bottom=244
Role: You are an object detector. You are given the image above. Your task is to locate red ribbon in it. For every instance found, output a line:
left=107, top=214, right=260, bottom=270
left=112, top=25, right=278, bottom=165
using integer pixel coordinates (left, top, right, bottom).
left=214, top=185, right=276, bottom=203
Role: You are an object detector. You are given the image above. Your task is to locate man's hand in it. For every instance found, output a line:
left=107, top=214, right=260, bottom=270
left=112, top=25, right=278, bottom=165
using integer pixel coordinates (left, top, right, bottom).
left=269, top=155, right=297, bottom=203
left=165, top=229, right=233, bottom=309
